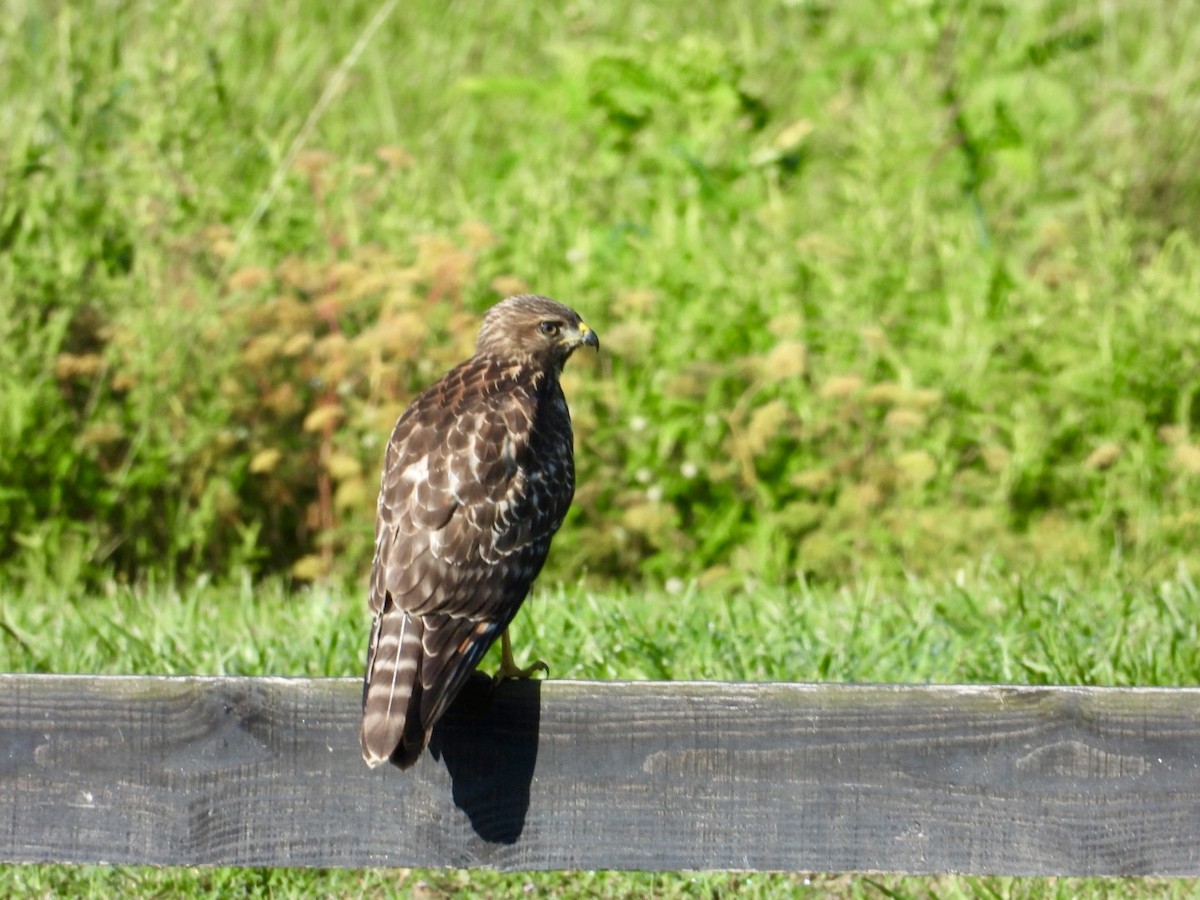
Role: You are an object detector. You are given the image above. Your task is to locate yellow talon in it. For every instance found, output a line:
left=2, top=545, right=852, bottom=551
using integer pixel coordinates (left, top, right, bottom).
left=493, top=629, right=549, bottom=683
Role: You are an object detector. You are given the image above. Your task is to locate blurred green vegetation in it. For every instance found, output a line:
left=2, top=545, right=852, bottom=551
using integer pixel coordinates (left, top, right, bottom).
left=4, top=0, right=1200, bottom=591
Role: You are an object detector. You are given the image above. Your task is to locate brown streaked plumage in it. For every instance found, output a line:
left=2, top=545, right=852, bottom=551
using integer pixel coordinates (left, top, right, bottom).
left=360, top=294, right=598, bottom=768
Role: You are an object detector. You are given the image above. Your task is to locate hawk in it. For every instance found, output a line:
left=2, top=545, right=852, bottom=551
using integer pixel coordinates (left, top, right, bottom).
left=360, top=294, right=599, bottom=768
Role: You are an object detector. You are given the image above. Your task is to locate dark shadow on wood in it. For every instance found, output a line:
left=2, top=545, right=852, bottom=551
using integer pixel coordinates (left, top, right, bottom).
left=428, top=673, right=540, bottom=845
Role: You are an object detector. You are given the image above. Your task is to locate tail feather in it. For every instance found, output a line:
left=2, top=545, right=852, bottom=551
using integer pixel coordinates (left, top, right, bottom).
left=360, top=607, right=507, bottom=769
left=360, top=608, right=425, bottom=768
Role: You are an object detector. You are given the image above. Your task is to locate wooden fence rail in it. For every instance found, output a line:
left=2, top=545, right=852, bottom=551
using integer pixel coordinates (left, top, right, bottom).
left=2, top=674, right=1199, bottom=874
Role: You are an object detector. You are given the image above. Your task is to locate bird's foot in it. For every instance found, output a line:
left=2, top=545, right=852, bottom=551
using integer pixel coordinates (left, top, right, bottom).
left=493, top=628, right=549, bottom=684
left=493, top=657, right=549, bottom=684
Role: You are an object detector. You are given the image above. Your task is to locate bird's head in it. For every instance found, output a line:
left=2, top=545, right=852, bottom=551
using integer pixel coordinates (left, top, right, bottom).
left=475, top=294, right=599, bottom=370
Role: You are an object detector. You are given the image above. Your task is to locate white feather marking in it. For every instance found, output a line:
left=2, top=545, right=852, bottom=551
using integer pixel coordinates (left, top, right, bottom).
left=401, top=457, right=429, bottom=484
left=467, top=430, right=483, bottom=482
left=384, top=612, right=409, bottom=722
left=501, top=432, right=518, bottom=477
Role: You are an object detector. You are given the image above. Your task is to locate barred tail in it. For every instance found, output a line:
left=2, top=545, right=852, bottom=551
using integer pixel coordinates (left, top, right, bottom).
left=360, top=608, right=426, bottom=768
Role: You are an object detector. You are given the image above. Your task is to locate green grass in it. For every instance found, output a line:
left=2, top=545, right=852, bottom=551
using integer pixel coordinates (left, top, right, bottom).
left=4, top=0, right=1200, bottom=894
left=5, top=563, right=1200, bottom=688
left=5, top=866, right=1200, bottom=900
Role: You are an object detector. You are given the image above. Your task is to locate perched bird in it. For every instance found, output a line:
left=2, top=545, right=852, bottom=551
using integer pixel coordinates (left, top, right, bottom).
left=360, top=294, right=598, bottom=768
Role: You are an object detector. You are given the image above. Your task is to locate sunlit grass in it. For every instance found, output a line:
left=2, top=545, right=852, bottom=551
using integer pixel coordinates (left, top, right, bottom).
left=7, top=866, right=1197, bottom=900
left=5, top=561, right=1200, bottom=685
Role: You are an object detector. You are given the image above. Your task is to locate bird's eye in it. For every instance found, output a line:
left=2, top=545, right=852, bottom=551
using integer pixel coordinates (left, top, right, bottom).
left=538, top=320, right=560, bottom=336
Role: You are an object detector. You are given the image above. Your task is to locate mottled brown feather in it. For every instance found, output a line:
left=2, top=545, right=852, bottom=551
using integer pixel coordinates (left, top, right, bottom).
left=360, top=295, right=597, bottom=768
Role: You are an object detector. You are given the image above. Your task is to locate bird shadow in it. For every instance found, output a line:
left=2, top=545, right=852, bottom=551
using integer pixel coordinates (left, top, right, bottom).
left=428, top=672, right=541, bottom=845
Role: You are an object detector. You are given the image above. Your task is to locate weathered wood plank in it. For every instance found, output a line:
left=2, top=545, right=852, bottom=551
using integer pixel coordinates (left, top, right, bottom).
left=2, top=675, right=1200, bottom=874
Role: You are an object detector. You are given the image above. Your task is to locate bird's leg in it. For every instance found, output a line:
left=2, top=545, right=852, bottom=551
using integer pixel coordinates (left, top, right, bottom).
left=493, top=628, right=549, bottom=683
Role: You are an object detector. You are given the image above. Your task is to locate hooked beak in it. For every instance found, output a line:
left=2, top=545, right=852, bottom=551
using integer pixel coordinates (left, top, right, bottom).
left=578, top=321, right=600, bottom=351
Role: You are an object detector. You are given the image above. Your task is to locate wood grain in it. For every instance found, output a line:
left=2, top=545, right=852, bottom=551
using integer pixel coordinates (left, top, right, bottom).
left=2, top=675, right=1200, bottom=874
